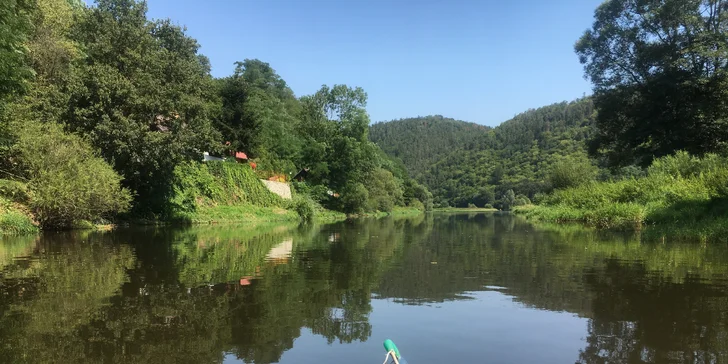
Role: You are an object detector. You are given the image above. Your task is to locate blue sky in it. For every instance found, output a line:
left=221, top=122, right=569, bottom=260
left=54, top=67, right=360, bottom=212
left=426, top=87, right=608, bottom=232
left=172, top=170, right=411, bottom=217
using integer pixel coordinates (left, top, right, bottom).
left=138, top=0, right=602, bottom=126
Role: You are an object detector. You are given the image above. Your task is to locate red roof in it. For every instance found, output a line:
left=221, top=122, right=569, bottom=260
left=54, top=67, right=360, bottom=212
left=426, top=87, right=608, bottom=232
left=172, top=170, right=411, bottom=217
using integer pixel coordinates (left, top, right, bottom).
left=235, top=152, right=248, bottom=160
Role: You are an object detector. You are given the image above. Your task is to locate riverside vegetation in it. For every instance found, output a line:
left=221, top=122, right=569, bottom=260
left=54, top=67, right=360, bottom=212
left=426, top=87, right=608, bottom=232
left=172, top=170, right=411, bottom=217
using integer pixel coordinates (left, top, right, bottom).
left=0, top=0, right=432, bottom=234
left=371, top=0, right=728, bottom=241
left=2, top=0, right=728, bottom=238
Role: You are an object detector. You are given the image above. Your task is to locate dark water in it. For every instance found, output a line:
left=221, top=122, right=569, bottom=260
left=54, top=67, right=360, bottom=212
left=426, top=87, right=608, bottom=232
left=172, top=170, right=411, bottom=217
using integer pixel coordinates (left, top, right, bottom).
left=1, top=213, right=728, bottom=364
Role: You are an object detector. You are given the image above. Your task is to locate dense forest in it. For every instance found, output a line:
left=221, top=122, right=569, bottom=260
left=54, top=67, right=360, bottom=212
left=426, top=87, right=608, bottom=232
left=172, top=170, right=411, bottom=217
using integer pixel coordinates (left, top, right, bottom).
left=0, top=0, right=431, bottom=232
left=369, top=116, right=489, bottom=180
left=373, top=99, right=599, bottom=208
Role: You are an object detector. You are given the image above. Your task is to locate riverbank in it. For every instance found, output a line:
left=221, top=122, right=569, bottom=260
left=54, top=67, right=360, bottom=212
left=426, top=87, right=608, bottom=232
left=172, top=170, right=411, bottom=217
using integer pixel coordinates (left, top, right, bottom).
left=0, top=200, right=430, bottom=236
left=513, top=153, right=728, bottom=242
left=434, top=207, right=498, bottom=213
left=0, top=197, right=38, bottom=235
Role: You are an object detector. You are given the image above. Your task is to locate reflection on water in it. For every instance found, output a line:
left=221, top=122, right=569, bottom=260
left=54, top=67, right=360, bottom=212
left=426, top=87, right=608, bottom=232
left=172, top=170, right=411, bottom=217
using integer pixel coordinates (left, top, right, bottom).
left=0, top=214, right=727, bottom=363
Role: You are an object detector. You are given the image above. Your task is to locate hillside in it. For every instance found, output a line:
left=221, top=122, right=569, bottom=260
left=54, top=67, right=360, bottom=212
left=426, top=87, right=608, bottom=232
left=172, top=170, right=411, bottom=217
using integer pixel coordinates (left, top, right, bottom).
left=373, top=99, right=596, bottom=207
left=369, top=116, right=490, bottom=180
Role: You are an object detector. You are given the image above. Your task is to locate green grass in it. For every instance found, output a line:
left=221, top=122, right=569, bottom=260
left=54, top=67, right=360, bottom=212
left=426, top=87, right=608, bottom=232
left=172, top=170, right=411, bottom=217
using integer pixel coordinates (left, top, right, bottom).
left=0, top=197, right=38, bottom=235
left=178, top=204, right=299, bottom=224
left=434, top=207, right=499, bottom=213
left=517, top=152, right=728, bottom=239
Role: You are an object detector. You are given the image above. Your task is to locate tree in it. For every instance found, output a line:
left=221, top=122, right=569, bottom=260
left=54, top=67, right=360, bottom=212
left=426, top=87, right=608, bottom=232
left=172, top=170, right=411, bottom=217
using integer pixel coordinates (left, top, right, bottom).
left=63, top=0, right=220, bottom=214
left=501, top=189, right=516, bottom=211
left=11, top=121, right=131, bottom=228
left=298, top=85, right=376, bottom=191
left=0, top=0, right=35, bottom=105
left=365, top=168, right=403, bottom=212
left=576, top=0, right=728, bottom=166
left=216, top=59, right=301, bottom=168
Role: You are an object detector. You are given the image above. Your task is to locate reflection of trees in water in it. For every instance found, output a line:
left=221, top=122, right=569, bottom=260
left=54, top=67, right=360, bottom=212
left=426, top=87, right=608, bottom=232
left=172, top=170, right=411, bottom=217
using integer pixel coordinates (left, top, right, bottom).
left=577, top=259, right=728, bottom=363
left=377, top=214, right=728, bottom=362
left=1, top=215, right=728, bottom=363
left=0, top=233, right=135, bottom=363
left=0, top=218, right=410, bottom=363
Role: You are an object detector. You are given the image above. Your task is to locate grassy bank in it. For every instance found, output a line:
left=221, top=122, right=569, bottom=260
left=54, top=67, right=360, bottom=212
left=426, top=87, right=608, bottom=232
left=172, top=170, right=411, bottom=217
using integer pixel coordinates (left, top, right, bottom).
left=515, top=152, right=728, bottom=240
left=434, top=207, right=498, bottom=213
left=0, top=196, right=38, bottom=235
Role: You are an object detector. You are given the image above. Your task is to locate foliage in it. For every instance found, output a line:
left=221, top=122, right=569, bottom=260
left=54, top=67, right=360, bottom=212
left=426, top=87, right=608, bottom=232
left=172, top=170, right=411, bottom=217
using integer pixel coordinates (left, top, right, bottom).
left=290, top=195, right=316, bottom=222
left=576, top=0, right=728, bottom=166
left=216, top=59, right=301, bottom=173
left=370, top=115, right=490, bottom=180
left=60, top=0, right=221, bottom=214
left=10, top=122, right=131, bottom=228
left=549, top=154, right=598, bottom=190
left=372, top=99, right=596, bottom=207
left=340, top=182, right=369, bottom=214
left=0, top=200, right=37, bottom=235
left=364, top=168, right=403, bottom=213
left=170, top=161, right=281, bottom=218
left=0, top=179, right=30, bottom=203
left=0, top=0, right=35, bottom=104
left=520, top=153, right=728, bottom=229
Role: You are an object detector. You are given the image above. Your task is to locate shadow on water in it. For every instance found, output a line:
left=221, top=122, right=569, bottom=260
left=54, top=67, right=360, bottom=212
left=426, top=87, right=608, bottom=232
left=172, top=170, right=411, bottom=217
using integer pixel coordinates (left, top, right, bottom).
left=0, top=213, right=726, bottom=363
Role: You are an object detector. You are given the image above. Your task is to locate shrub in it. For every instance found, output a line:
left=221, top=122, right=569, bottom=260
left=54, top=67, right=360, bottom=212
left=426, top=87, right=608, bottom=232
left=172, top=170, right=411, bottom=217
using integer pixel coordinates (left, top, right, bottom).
left=528, top=152, right=728, bottom=231
left=549, top=155, right=598, bottom=190
left=341, top=182, right=369, bottom=214
left=467, top=203, right=477, bottom=209
left=500, top=189, right=516, bottom=210
left=0, top=179, right=30, bottom=203
left=365, top=168, right=403, bottom=212
left=11, top=122, right=131, bottom=228
left=291, top=195, right=316, bottom=222
left=0, top=209, right=37, bottom=235
left=408, top=199, right=425, bottom=211
left=514, top=194, right=531, bottom=206
left=170, top=161, right=281, bottom=216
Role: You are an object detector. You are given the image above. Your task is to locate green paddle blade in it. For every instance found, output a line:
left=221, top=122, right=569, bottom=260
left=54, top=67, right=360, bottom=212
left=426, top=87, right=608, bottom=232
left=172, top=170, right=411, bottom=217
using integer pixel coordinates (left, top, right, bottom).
left=383, top=339, right=401, bottom=358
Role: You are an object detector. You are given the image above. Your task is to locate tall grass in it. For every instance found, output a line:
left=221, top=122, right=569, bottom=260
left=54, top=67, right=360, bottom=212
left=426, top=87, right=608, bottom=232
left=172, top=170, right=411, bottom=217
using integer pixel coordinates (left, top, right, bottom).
left=517, top=152, right=728, bottom=234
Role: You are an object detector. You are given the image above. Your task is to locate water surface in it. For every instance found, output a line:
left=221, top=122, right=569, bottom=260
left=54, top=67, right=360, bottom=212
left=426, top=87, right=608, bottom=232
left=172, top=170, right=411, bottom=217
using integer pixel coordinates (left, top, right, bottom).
left=1, top=213, right=727, bottom=363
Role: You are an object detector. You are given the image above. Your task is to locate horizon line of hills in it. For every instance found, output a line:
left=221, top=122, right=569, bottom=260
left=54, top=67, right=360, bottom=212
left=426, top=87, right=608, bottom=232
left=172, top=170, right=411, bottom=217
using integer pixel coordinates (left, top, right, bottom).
left=370, top=97, right=596, bottom=208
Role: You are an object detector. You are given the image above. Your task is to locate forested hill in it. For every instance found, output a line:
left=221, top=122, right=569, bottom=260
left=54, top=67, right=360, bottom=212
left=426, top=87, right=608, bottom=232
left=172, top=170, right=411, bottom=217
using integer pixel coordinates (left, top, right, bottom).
left=372, top=99, right=597, bottom=208
left=369, top=116, right=490, bottom=179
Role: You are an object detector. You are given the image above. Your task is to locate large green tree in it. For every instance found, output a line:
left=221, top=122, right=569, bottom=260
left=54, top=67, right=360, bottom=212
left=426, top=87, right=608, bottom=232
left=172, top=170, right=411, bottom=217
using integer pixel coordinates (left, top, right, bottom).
left=0, top=0, right=35, bottom=105
left=576, top=0, right=728, bottom=166
left=298, top=85, right=378, bottom=192
left=63, top=0, right=220, bottom=214
left=216, top=59, right=301, bottom=173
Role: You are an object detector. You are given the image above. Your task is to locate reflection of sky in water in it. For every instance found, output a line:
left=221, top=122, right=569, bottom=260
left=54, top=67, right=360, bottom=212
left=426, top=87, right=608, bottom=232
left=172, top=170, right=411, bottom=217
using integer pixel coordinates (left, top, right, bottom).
left=222, top=291, right=586, bottom=364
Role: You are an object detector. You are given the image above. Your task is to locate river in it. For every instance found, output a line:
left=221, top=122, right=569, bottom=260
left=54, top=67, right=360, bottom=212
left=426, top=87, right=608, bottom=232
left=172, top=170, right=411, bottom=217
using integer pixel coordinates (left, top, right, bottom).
left=0, top=213, right=726, bottom=363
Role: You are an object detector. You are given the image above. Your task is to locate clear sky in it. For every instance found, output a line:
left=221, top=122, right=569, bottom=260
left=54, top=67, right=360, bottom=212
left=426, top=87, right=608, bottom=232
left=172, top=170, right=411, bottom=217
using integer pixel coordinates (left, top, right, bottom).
left=137, top=0, right=603, bottom=126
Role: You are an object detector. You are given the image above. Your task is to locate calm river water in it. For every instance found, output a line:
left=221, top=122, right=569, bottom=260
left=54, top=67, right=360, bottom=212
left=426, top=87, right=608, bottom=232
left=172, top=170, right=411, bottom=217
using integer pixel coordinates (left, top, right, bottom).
left=1, top=213, right=727, bottom=363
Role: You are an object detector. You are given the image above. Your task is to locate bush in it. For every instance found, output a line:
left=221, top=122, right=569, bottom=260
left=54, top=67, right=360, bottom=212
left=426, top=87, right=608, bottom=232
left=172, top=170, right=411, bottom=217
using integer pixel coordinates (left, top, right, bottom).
left=11, top=122, right=131, bottom=228
left=365, top=168, right=403, bottom=212
left=408, top=199, right=425, bottom=211
left=0, top=209, right=37, bottom=235
left=549, top=155, right=598, bottom=190
left=291, top=195, right=316, bottom=222
left=528, top=152, right=728, bottom=230
left=648, top=151, right=726, bottom=179
left=170, top=161, right=281, bottom=216
left=0, top=179, right=30, bottom=203
left=341, top=182, right=369, bottom=214
left=514, top=194, right=531, bottom=206
left=467, top=203, right=477, bottom=209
